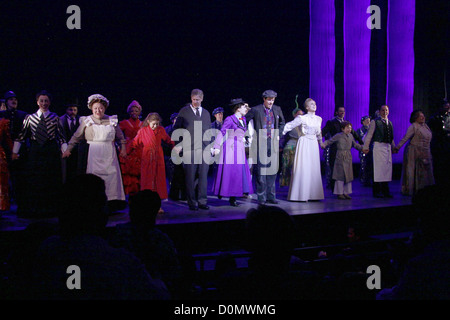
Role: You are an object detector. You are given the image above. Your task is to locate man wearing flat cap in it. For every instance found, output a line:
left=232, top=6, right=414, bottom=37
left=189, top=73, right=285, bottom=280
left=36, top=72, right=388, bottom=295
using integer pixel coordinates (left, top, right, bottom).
left=245, top=90, right=285, bottom=205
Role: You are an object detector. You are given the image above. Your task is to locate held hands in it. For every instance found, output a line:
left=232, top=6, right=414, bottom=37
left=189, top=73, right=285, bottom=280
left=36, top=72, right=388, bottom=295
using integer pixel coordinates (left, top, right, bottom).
left=392, top=146, right=399, bottom=154
left=211, top=148, right=220, bottom=156
left=62, top=150, right=71, bottom=158
left=119, top=148, right=127, bottom=159
left=11, top=153, right=19, bottom=161
left=320, top=142, right=326, bottom=149
left=362, top=149, right=369, bottom=154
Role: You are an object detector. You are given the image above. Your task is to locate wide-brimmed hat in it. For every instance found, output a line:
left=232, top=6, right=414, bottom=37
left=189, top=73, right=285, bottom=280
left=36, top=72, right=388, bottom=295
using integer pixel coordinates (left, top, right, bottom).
left=229, top=98, right=246, bottom=107
left=87, top=94, right=109, bottom=109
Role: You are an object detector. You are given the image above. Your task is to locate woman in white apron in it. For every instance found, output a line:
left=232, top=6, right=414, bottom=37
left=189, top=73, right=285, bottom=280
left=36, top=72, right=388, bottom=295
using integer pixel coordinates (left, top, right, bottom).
left=63, top=94, right=127, bottom=205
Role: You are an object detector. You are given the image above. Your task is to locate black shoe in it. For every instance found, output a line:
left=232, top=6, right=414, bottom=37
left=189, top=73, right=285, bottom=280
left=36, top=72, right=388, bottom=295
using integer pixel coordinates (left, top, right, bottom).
left=189, top=205, right=199, bottom=211
left=198, top=204, right=210, bottom=210
left=218, top=195, right=222, bottom=199
left=373, top=193, right=384, bottom=198
left=229, top=200, right=239, bottom=207
left=266, top=199, right=279, bottom=204
left=383, top=193, right=394, bottom=198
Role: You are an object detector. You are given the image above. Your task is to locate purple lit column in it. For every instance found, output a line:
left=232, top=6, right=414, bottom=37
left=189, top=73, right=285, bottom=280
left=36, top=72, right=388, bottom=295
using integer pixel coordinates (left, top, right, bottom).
left=386, top=0, right=415, bottom=162
left=344, top=0, right=372, bottom=161
left=309, top=0, right=335, bottom=123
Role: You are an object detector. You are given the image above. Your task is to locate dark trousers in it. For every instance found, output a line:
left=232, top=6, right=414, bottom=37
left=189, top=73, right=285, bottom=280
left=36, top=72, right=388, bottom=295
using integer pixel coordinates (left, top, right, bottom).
left=254, top=138, right=277, bottom=203
left=373, top=182, right=390, bottom=196
left=183, top=149, right=209, bottom=207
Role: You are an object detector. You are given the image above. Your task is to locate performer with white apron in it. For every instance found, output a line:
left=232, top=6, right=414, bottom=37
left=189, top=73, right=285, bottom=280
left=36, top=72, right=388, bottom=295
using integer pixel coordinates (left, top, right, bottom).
left=63, top=94, right=127, bottom=203
left=363, top=105, right=397, bottom=198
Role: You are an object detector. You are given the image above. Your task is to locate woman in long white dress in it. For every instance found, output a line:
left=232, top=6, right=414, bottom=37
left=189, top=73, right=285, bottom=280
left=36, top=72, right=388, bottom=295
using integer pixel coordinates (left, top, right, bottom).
left=282, top=98, right=324, bottom=201
left=63, top=94, right=127, bottom=205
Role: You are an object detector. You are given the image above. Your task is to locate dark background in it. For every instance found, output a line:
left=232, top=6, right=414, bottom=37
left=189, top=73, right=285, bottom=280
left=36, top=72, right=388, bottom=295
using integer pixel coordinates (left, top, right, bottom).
left=0, top=0, right=448, bottom=125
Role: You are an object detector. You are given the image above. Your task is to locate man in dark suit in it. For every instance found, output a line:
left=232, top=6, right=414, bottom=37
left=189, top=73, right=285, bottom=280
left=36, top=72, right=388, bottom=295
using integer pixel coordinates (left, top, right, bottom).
left=245, top=90, right=285, bottom=205
left=173, top=89, right=212, bottom=211
left=322, top=106, right=363, bottom=189
left=60, top=103, right=81, bottom=183
left=0, top=91, right=28, bottom=206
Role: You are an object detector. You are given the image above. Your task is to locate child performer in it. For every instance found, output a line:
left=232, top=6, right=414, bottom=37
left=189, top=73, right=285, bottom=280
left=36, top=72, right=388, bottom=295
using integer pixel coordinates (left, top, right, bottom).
left=131, top=113, right=175, bottom=213
left=321, top=121, right=367, bottom=199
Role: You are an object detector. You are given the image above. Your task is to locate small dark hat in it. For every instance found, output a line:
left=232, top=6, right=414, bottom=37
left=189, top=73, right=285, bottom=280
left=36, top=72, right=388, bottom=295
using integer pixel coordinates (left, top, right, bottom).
left=212, top=107, right=224, bottom=116
left=229, top=98, right=246, bottom=107
left=262, top=90, right=277, bottom=98
left=4, top=91, right=17, bottom=100
left=361, top=115, right=370, bottom=123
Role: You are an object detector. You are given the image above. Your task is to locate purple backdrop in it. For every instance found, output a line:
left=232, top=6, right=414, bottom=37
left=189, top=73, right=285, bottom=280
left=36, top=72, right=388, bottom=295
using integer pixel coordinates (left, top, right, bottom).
left=386, top=0, right=416, bottom=162
left=309, top=0, right=336, bottom=125
left=344, top=0, right=372, bottom=161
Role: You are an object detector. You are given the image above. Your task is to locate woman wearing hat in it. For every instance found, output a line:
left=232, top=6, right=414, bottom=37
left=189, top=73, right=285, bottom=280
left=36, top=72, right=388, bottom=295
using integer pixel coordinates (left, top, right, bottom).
left=119, top=100, right=143, bottom=195
left=63, top=94, right=127, bottom=209
left=211, top=98, right=253, bottom=206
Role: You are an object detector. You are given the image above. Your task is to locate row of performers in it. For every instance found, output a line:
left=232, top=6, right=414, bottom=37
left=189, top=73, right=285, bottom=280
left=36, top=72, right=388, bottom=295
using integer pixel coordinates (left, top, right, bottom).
left=0, top=89, right=436, bottom=215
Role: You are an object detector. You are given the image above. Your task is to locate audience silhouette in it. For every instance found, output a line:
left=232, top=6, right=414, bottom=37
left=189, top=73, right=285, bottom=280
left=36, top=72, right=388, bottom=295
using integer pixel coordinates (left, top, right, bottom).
left=29, top=174, right=170, bottom=300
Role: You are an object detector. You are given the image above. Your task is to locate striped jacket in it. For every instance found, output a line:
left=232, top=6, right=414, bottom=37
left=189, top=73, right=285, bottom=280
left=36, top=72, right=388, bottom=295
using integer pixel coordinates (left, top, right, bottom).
left=16, top=111, right=66, bottom=146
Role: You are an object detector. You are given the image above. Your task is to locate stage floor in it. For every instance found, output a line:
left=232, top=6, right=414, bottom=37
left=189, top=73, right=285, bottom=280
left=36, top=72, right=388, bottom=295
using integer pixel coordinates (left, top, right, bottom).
left=0, top=178, right=412, bottom=232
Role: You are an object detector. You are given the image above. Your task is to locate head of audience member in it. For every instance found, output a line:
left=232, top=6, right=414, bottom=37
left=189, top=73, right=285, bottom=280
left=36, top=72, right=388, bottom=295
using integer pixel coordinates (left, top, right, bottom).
left=127, top=100, right=142, bottom=120
left=36, top=90, right=52, bottom=113
left=340, top=121, right=353, bottom=134
left=262, top=90, right=277, bottom=110
left=190, top=89, right=204, bottom=109
left=409, top=109, right=425, bottom=124
left=87, top=94, right=109, bottom=120
left=212, top=107, right=224, bottom=123
left=4, top=91, right=18, bottom=110
left=412, top=183, right=450, bottom=244
left=142, top=112, right=162, bottom=130
left=65, top=104, right=78, bottom=119
left=58, top=174, right=108, bottom=239
left=335, top=107, right=346, bottom=120
left=244, top=206, right=297, bottom=263
left=128, top=189, right=162, bottom=229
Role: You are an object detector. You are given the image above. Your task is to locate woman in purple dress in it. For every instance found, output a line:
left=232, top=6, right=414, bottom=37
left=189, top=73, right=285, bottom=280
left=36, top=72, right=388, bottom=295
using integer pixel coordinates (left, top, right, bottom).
left=212, top=98, right=253, bottom=206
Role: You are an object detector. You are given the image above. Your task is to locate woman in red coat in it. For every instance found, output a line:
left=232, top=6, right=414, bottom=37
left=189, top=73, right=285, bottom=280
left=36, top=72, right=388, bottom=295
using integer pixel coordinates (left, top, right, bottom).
left=0, top=118, right=13, bottom=211
left=119, top=100, right=143, bottom=195
left=131, top=113, right=175, bottom=213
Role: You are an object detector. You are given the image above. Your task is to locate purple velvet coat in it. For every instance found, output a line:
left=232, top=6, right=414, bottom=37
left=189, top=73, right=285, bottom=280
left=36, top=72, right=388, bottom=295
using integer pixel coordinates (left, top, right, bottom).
left=212, top=114, right=253, bottom=197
